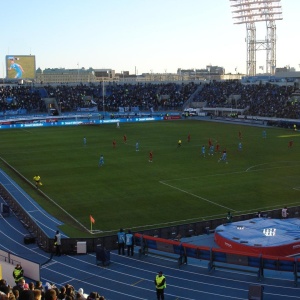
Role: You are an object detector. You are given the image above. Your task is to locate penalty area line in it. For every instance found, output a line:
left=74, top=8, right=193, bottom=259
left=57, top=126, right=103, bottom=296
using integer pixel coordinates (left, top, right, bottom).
left=159, top=180, right=236, bottom=212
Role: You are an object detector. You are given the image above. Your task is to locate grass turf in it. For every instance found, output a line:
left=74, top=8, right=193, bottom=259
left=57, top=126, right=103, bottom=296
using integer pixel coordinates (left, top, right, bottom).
left=0, top=119, right=300, bottom=237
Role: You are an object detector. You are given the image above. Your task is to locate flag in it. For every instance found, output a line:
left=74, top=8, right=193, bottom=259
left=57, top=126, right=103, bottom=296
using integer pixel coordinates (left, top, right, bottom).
left=90, top=215, right=95, bottom=224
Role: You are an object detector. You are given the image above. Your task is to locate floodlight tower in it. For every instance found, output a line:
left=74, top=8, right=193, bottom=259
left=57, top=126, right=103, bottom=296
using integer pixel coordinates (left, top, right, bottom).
left=230, top=0, right=282, bottom=76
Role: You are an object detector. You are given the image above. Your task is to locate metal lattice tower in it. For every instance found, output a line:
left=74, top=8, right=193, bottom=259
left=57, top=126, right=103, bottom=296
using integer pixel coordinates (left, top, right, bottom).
left=230, top=0, right=282, bottom=76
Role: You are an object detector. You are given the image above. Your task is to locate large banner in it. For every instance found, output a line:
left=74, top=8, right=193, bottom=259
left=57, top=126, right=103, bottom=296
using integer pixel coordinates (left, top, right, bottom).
left=6, top=55, right=36, bottom=80
left=77, top=107, right=98, bottom=112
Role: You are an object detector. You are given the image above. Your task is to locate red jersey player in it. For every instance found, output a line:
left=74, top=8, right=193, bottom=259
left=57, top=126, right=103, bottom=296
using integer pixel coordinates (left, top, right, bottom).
left=208, top=138, right=212, bottom=147
left=149, top=151, right=153, bottom=162
left=187, top=133, right=191, bottom=143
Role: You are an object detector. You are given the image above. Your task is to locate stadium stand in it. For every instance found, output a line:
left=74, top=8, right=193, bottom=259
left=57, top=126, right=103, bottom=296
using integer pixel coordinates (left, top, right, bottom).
left=1, top=81, right=299, bottom=120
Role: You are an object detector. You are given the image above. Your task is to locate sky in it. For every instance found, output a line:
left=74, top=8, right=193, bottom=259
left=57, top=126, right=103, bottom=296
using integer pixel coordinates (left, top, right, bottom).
left=0, top=0, right=298, bottom=77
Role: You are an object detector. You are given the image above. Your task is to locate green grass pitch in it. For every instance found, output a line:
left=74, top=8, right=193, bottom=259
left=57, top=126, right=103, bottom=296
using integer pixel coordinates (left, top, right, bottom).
left=1, top=119, right=300, bottom=237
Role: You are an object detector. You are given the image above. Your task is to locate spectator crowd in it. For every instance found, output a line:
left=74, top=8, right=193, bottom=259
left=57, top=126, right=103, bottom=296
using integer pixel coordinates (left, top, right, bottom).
left=0, top=278, right=106, bottom=300
left=0, top=80, right=299, bottom=119
left=193, top=80, right=299, bottom=119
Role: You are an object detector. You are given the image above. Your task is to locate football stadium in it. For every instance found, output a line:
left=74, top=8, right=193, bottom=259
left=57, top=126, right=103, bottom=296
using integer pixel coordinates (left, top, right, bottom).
left=2, top=1, right=300, bottom=299
left=1, top=79, right=300, bottom=299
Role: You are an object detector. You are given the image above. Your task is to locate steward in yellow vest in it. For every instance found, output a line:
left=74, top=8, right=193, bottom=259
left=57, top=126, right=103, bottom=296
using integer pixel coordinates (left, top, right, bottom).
left=154, top=271, right=166, bottom=300
left=13, top=264, right=24, bottom=284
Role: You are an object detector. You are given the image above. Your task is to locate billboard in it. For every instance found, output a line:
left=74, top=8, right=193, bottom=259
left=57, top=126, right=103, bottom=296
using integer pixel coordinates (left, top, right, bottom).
left=6, top=55, right=36, bottom=80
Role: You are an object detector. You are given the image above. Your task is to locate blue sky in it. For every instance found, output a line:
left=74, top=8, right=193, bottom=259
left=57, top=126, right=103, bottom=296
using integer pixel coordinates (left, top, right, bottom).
left=0, top=0, right=297, bottom=77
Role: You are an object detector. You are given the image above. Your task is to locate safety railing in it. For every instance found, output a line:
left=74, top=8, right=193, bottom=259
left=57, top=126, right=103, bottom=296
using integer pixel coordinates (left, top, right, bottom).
left=135, top=233, right=300, bottom=286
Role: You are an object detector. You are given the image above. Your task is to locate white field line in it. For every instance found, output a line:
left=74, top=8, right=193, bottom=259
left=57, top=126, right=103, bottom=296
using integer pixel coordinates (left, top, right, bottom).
left=245, top=161, right=300, bottom=172
left=159, top=180, right=235, bottom=212
left=160, top=161, right=300, bottom=214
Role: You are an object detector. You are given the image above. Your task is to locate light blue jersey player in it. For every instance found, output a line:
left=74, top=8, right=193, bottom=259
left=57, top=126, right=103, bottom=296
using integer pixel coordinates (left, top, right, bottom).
left=218, top=149, right=228, bottom=163
left=201, top=145, right=206, bottom=157
left=209, top=144, right=214, bottom=155
left=238, top=142, right=242, bottom=151
left=136, top=141, right=139, bottom=151
left=8, top=57, right=24, bottom=79
left=98, top=154, right=104, bottom=167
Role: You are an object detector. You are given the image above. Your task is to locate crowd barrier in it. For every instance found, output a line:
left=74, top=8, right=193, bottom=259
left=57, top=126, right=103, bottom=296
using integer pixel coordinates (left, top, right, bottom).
left=135, top=233, right=188, bottom=267
left=134, top=233, right=300, bottom=286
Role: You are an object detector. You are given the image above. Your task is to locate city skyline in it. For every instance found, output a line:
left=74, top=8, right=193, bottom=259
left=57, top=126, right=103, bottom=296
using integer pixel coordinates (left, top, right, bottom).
left=0, top=0, right=298, bottom=78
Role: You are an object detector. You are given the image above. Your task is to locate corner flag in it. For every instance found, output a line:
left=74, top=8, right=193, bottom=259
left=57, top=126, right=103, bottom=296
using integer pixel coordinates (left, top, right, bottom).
left=90, top=215, right=95, bottom=231
left=90, top=215, right=95, bottom=224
